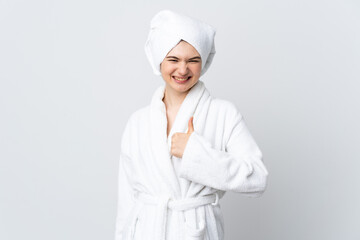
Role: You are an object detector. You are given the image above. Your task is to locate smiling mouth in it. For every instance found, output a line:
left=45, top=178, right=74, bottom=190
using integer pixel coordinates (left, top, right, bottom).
left=173, top=76, right=191, bottom=82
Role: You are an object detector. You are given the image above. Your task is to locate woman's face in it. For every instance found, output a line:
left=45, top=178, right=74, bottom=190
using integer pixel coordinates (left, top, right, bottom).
left=160, top=40, right=202, bottom=94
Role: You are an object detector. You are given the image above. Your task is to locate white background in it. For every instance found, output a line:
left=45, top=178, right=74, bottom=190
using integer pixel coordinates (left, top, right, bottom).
left=1, top=0, right=359, bottom=239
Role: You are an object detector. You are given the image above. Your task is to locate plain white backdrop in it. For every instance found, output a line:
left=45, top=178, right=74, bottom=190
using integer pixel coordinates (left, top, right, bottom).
left=1, top=0, right=359, bottom=239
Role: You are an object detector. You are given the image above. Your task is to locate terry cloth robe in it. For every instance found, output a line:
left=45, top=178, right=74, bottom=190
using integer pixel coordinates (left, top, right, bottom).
left=115, top=80, right=268, bottom=240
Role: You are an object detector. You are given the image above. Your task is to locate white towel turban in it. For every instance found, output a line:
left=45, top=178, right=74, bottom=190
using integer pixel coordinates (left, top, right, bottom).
left=144, top=10, right=216, bottom=77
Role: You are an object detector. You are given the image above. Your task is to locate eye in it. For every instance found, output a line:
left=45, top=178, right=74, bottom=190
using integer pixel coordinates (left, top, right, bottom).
left=168, top=59, right=178, bottom=62
left=189, top=60, right=200, bottom=63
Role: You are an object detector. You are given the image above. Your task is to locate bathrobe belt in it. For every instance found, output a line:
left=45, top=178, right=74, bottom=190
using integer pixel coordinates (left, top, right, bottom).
left=134, top=192, right=220, bottom=240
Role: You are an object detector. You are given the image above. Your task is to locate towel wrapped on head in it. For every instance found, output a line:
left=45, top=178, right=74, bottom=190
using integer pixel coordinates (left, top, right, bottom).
left=144, top=9, right=216, bottom=77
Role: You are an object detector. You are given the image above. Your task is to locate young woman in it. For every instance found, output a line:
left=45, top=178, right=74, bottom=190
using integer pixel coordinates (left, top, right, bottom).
left=115, top=9, right=269, bottom=240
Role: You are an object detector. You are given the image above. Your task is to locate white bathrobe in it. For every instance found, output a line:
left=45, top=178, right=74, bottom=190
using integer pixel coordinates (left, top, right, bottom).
left=115, top=80, right=268, bottom=240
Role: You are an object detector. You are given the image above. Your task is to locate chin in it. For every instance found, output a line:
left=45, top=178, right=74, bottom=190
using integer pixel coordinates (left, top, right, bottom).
left=173, top=80, right=197, bottom=92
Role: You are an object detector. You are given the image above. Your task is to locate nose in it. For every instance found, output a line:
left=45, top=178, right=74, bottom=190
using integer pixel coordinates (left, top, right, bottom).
left=178, top=61, right=189, bottom=75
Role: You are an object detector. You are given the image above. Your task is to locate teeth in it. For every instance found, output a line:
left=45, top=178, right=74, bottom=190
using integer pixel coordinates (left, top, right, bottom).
left=174, top=76, right=189, bottom=81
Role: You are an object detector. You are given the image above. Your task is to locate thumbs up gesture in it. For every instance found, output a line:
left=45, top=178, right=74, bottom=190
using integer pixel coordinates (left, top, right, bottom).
left=170, top=116, right=194, bottom=158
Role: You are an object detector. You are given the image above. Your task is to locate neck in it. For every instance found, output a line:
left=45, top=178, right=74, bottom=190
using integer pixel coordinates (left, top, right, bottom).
left=162, top=84, right=189, bottom=108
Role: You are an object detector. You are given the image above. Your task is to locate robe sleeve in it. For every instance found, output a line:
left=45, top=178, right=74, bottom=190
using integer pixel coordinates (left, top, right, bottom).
left=179, top=110, right=269, bottom=197
left=114, top=120, right=135, bottom=240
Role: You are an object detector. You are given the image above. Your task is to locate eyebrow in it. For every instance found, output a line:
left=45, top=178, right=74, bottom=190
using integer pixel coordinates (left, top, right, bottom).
left=166, top=56, right=201, bottom=60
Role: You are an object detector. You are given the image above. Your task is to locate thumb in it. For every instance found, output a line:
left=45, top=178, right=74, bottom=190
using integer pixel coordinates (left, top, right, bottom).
left=187, top=116, right=194, bottom=134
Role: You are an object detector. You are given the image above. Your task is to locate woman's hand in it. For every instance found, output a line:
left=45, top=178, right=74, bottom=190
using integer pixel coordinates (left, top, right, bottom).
left=170, top=116, right=194, bottom=158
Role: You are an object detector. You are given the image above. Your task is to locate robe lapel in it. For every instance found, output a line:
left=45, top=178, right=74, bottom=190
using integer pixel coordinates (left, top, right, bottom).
left=149, top=80, right=207, bottom=198
left=167, top=81, right=206, bottom=143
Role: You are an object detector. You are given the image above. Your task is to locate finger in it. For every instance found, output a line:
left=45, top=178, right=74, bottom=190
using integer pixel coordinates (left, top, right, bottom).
left=187, top=116, right=194, bottom=133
